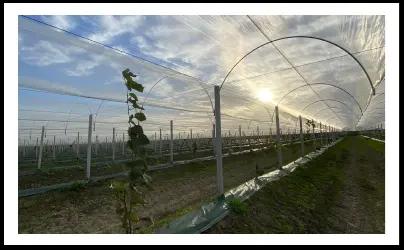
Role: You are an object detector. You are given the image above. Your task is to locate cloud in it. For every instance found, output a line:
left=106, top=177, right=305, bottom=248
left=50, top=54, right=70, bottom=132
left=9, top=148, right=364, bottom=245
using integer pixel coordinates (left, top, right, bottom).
left=41, top=15, right=77, bottom=30
left=18, top=15, right=384, bottom=130
left=20, top=40, right=84, bottom=66
left=88, top=16, right=145, bottom=43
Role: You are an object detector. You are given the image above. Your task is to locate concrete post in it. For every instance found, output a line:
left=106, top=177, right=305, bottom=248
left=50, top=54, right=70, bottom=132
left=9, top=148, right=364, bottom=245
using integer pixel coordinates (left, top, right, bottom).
left=159, top=128, right=162, bottom=157
left=86, top=114, right=93, bottom=179
left=212, top=123, right=216, bottom=155
left=76, top=131, right=80, bottom=158
left=275, top=106, right=283, bottom=169
left=95, top=135, right=98, bottom=156
left=320, top=122, right=323, bottom=146
left=214, top=86, right=224, bottom=195
left=170, top=120, right=174, bottom=163
left=112, top=128, right=116, bottom=161
left=37, top=126, right=45, bottom=169
left=122, top=132, right=125, bottom=156
left=238, top=125, right=242, bottom=151
left=299, top=115, right=304, bottom=157
left=154, top=132, right=157, bottom=153
left=35, top=137, right=38, bottom=160
left=53, top=135, right=56, bottom=160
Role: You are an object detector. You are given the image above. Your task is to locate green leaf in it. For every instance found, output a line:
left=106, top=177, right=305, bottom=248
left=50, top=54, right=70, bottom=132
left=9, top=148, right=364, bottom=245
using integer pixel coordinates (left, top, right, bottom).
left=128, top=98, right=144, bottom=110
left=128, top=125, right=143, bottom=139
left=135, top=112, right=146, bottom=122
left=136, top=134, right=150, bottom=146
left=126, top=78, right=144, bottom=93
left=133, top=102, right=144, bottom=110
left=128, top=93, right=138, bottom=102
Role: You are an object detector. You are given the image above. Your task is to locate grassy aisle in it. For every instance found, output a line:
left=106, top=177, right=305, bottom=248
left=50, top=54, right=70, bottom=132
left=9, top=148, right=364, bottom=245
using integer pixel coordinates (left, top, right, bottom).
left=206, top=136, right=385, bottom=233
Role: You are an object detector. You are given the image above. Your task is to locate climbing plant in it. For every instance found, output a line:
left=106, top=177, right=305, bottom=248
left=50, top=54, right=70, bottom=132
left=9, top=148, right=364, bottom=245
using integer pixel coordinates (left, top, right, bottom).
left=306, top=119, right=316, bottom=133
left=110, top=68, right=152, bottom=234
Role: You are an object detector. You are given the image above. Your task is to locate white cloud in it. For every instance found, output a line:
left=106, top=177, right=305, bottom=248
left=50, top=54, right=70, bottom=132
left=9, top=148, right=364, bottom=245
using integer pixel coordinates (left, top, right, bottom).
left=20, top=40, right=84, bottom=66
left=88, top=15, right=145, bottom=43
left=45, top=15, right=76, bottom=30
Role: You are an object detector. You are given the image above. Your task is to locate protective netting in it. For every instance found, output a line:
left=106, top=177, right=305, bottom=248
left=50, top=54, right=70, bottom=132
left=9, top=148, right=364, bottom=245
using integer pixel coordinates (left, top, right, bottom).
left=18, top=15, right=384, bottom=198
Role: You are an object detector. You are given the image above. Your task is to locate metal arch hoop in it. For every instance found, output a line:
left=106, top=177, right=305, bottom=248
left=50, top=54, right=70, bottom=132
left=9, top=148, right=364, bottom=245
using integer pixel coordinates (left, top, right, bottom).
left=140, top=76, right=215, bottom=125
left=301, top=98, right=359, bottom=116
left=269, top=82, right=365, bottom=125
left=219, top=35, right=375, bottom=96
left=142, top=76, right=215, bottom=114
left=275, top=83, right=363, bottom=114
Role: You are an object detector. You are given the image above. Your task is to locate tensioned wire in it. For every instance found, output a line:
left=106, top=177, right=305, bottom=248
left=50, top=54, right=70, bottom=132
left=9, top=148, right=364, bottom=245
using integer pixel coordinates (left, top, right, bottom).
left=19, top=16, right=377, bottom=131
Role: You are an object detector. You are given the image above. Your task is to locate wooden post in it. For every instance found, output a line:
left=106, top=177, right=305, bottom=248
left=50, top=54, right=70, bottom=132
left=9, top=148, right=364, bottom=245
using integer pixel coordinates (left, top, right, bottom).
left=37, top=126, right=45, bottom=169
left=214, top=86, right=224, bottom=195
left=86, top=114, right=93, bottom=179
left=170, top=120, right=173, bottom=163
left=275, top=106, right=283, bottom=169
left=299, top=115, right=304, bottom=157
left=112, top=128, right=116, bottom=161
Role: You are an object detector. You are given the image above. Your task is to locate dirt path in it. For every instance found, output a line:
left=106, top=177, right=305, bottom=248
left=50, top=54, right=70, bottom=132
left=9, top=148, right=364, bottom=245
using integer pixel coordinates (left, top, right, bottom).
left=19, top=141, right=318, bottom=233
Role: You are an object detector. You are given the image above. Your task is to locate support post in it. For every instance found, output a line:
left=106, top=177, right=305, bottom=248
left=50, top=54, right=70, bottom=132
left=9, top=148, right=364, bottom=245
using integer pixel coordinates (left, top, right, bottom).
left=37, top=126, right=45, bottom=169
left=170, top=120, right=174, bottom=163
left=214, top=86, right=224, bottom=195
left=35, top=138, right=38, bottom=160
left=122, top=132, right=125, bottom=156
left=76, top=131, right=80, bottom=158
left=154, top=132, right=157, bottom=153
left=299, top=115, right=304, bottom=157
left=53, top=135, right=56, bottom=160
left=159, top=128, right=162, bottom=157
left=238, top=125, right=242, bottom=151
left=86, top=114, right=93, bottom=179
left=22, top=139, right=26, bottom=158
left=320, top=122, right=323, bottom=146
left=212, top=123, right=216, bottom=155
left=95, top=135, right=98, bottom=156
left=275, top=106, right=283, bottom=169
left=112, top=127, right=116, bottom=161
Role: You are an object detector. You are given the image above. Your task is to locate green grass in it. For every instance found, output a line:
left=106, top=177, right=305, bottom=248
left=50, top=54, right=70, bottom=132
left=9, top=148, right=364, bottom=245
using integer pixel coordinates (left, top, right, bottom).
left=226, top=198, right=248, bottom=215
left=207, top=135, right=385, bottom=234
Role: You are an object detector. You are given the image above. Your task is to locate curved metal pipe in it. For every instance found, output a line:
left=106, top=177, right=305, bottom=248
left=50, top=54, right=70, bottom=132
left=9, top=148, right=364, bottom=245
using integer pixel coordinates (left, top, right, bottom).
left=275, top=83, right=363, bottom=114
left=301, top=98, right=360, bottom=117
left=219, top=35, right=375, bottom=95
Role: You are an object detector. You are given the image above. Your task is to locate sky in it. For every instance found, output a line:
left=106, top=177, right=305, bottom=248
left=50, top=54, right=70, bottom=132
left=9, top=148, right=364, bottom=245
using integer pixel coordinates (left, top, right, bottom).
left=18, top=15, right=385, bottom=143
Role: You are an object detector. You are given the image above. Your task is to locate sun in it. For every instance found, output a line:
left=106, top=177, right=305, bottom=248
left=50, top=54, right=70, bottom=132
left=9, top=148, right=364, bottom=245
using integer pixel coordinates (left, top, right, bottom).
left=257, top=89, right=272, bottom=103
